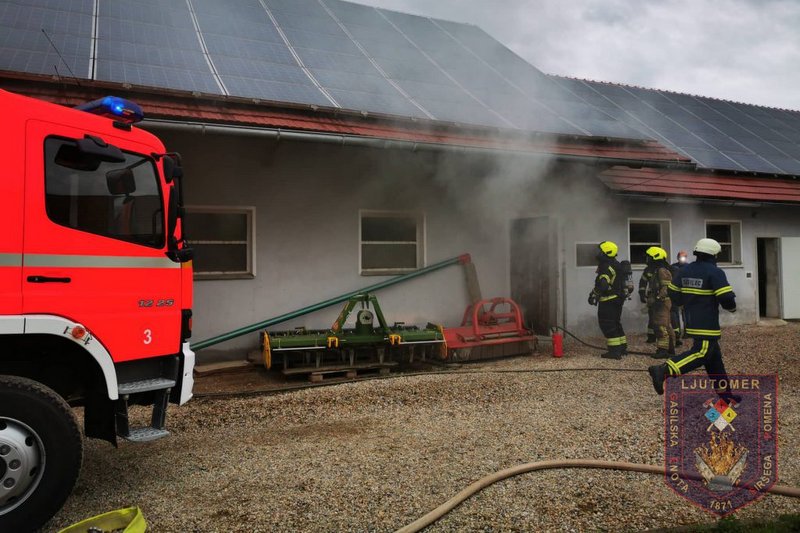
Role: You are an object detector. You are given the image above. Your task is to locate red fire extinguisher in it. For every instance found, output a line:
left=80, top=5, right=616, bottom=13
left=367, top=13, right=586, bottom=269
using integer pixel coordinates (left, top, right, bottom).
left=552, top=331, right=563, bottom=358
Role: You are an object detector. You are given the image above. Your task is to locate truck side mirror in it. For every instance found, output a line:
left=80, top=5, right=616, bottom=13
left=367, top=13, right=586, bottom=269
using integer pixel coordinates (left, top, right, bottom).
left=162, top=155, right=184, bottom=183
left=106, top=168, right=136, bottom=195
left=77, top=135, right=126, bottom=163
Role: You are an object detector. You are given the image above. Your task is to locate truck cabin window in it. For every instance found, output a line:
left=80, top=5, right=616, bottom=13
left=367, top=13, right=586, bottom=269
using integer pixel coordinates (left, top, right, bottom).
left=44, top=137, right=165, bottom=248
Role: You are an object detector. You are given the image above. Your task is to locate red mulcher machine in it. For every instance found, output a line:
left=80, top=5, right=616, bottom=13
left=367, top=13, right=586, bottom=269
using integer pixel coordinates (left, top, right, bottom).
left=440, top=297, right=536, bottom=361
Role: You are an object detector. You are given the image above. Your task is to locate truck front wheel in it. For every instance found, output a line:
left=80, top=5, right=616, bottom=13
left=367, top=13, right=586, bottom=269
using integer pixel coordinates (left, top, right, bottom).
left=0, top=376, right=83, bottom=532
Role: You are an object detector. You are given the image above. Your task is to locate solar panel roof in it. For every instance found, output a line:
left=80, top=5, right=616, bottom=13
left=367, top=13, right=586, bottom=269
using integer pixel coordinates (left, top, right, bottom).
left=552, top=76, right=800, bottom=175
left=2, top=0, right=799, bottom=176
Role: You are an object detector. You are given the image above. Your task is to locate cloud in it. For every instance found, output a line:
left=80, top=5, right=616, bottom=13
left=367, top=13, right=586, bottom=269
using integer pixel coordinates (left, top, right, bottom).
left=355, top=0, right=800, bottom=110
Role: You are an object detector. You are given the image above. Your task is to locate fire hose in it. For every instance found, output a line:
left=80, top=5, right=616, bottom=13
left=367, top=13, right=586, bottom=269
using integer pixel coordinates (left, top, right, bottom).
left=551, top=325, right=655, bottom=356
left=395, top=459, right=800, bottom=533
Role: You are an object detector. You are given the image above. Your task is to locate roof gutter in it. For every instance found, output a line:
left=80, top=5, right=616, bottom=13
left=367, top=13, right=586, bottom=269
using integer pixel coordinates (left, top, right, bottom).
left=615, top=192, right=799, bottom=208
left=141, top=119, right=697, bottom=171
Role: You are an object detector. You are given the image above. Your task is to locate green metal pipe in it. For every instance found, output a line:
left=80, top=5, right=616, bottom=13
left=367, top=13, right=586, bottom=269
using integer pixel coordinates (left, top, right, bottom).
left=191, top=254, right=472, bottom=351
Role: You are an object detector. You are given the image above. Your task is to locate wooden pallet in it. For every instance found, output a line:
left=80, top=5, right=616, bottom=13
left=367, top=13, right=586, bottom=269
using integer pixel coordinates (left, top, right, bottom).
left=281, top=362, right=397, bottom=382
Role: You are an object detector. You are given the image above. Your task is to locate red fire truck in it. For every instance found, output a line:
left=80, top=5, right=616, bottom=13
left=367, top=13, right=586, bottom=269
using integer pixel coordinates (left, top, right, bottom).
left=0, top=89, right=194, bottom=531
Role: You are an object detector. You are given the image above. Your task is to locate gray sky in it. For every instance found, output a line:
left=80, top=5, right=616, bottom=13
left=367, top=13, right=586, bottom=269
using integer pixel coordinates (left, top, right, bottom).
left=357, top=0, right=800, bottom=110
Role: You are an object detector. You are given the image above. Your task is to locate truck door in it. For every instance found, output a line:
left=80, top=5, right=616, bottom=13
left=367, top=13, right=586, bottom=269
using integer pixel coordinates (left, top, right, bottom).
left=0, top=112, right=24, bottom=316
left=22, top=121, right=182, bottom=362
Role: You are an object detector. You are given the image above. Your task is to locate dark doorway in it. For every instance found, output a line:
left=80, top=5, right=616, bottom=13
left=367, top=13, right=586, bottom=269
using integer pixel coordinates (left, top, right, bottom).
left=757, top=238, right=781, bottom=318
left=510, top=217, right=557, bottom=334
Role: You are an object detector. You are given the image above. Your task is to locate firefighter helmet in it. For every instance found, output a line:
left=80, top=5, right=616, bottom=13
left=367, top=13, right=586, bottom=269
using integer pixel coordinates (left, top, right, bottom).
left=694, top=238, right=722, bottom=256
left=598, top=241, right=618, bottom=258
left=646, top=246, right=668, bottom=261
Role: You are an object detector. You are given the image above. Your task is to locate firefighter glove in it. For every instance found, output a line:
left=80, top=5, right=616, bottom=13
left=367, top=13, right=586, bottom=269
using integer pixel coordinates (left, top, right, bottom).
left=588, top=292, right=598, bottom=306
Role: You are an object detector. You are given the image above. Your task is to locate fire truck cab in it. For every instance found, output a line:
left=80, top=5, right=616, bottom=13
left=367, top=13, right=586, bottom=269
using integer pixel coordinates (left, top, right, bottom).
left=0, top=89, right=194, bottom=531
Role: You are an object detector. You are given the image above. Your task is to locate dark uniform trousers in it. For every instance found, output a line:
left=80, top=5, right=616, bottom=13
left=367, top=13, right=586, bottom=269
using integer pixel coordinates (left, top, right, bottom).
left=666, top=338, right=726, bottom=377
left=647, top=306, right=656, bottom=338
left=670, top=307, right=683, bottom=338
left=598, top=297, right=625, bottom=349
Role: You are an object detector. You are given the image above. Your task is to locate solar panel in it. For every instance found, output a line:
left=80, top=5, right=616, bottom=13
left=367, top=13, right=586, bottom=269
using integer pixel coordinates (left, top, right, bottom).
left=263, top=0, right=326, bottom=17
left=760, top=155, right=800, bottom=175
left=435, top=19, right=551, bottom=85
left=336, top=18, right=408, bottom=48
left=295, top=48, right=379, bottom=75
left=721, top=152, right=783, bottom=174
left=281, top=28, right=361, bottom=55
left=202, top=35, right=297, bottom=66
left=0, top=0, right=92, bottom=78
left=678, top=148, right=744, bottom=171
left=324, top=0, right=386, bottom=26
left=96, top=0, right=222, bottom=93
left=310, top=69, right=393, bottom=94
left=326, top=89, right=427, bottom=118
left=411, top=97, right=507, bottom=127
left=270, top=10, right=343, bottom=37
left=221, top=76, right=330, bottom=105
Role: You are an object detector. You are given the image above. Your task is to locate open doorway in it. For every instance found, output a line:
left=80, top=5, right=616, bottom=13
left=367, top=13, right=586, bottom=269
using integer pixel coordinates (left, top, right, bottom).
left=756, top=238, right=781, bottom=318
left=510, top=216, right=557, bottom=334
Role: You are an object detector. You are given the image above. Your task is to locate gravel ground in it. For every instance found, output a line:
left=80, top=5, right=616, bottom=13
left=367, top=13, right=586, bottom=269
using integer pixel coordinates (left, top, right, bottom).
left=45, top=323, right=800, bottom=532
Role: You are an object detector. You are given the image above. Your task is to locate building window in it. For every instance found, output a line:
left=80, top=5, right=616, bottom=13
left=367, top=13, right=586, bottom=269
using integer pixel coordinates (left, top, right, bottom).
left=360, top=210, right=424, bottom=275
left=706, top=221, right=742, bottom=265
left=629, top=219, right=671, bottom=266
left=185, top=207, right=255, bottom=280
left=576, top=243, right=599, bottom=267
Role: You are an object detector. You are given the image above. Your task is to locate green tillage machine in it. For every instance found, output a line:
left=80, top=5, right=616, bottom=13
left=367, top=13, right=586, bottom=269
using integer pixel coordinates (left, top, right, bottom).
left=260, top=293, right=444, bottom=373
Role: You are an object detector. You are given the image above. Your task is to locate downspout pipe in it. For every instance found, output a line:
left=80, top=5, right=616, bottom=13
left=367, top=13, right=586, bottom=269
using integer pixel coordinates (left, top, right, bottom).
left=190, top=254, right=472, bottom=351
left=142, top=119, right=697, bottom=172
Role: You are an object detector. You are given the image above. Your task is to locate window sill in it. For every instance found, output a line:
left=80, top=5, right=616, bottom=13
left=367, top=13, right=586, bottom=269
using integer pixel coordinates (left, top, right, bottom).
left=194, top=273, right=255, bottom=281
left=360, top=269, right=419, bottom=276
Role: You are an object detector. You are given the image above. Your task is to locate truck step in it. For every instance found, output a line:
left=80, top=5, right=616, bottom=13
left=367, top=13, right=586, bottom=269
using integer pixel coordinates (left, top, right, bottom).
left=117, top=378, right=176, bottom=395
left=123, top=427, right=170, bottom=443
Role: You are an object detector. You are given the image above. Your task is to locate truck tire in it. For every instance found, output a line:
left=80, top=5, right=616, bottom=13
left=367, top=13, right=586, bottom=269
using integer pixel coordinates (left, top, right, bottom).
left=0, top=376, right=83, bottom=532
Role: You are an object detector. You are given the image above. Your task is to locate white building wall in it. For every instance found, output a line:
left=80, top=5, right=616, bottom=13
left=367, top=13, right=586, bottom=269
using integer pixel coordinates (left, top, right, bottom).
left=154, top=128, right=799, bottom=358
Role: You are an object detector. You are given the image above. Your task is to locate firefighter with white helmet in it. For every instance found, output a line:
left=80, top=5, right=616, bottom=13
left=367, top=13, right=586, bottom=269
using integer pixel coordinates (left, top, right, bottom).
left=648, top=238, right=738, bottom=399
left=588, top=241, right=629, bottom=359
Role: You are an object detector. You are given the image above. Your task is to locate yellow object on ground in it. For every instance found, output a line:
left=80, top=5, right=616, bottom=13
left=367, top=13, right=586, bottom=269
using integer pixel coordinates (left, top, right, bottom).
left=58, top=506, right=146, bottom=533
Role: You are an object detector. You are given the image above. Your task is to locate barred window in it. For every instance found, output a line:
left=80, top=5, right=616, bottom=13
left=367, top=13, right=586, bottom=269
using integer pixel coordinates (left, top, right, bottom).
left=185, top=207, right=255, bottom=279
left=629, top=219, right=671, bottom=265
left=706, top=221, right=742, bottom=265
left=360, top=211, right=424, bottom=275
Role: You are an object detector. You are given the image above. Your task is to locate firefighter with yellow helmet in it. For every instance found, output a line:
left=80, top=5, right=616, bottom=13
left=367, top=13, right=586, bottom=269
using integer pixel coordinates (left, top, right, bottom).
left=648, top=238, right=738, bottom=400
left=588, top=241, right=629, bottom=359
left=644, top=246, right=675, bottom=358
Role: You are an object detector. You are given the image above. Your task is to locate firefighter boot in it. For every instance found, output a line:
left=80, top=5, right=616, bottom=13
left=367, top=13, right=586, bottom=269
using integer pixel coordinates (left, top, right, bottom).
left=646, top=335, right=656, bottom=344
left=601, top=345, right=623, bottom=360
left=652, top=348, right=670, bottom=359
left=648, top=364, right=668, bottom=395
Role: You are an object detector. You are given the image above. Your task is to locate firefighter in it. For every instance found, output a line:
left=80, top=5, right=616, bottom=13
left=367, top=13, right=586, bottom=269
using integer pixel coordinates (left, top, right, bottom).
left=645, top=246, right=675, bottom=358
left=588, top=241, right=628, bottom=359
left=648, top=238, right=737, bottom=399
left=638, top=258, right=657, bottom=343
left=670, top=250, right=689, bottom=343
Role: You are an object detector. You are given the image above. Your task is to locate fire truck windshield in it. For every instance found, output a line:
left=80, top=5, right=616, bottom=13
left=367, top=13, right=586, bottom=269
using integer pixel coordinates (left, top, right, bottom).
left=44, top=136, right=166, bottom=248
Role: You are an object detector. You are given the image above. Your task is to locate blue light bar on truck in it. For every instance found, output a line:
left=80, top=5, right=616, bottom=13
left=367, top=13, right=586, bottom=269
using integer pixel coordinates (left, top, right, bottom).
left=76, top=96, right=144, bottom=124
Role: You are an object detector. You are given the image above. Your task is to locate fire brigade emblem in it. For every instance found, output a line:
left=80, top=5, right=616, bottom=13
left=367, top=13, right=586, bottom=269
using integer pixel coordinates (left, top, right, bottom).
left=664, top=374, right=777, bottom=516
